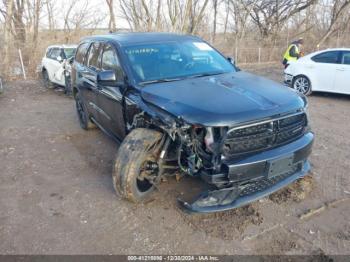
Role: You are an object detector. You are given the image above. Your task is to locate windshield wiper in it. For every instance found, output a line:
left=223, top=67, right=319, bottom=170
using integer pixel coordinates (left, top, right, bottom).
left=187, top=72, right=225, bottom=78
left=139, top=78, right=183, bottom=86
left=139, top=72, right=225, bottom=85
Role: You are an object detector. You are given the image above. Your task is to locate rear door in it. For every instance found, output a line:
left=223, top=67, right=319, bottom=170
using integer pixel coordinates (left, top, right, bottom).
left=96, top=42, right=126, bottom=139
left=310, top=51, right=341, bottom=92
left=46, top=48, right=63, bottom=84
left=79, top=41, right=103, bottom=122
left=334, top=51, right=350, bottom=95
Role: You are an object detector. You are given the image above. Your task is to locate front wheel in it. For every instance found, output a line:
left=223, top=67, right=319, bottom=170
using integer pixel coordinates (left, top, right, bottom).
left=113, top=128, right=164, bottom=203
left=292, top=75, right=312, bottom=95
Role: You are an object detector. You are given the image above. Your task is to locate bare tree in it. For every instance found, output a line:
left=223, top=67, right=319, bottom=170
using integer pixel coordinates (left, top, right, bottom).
left=247, top=0, right=317, bottom=39
left=45, top=0, right=55, bottom=30
left=119, top=0, right=209, bottom=33
left=62, top=0, right=105, bottom=43
left=212, top=0, right=219, bottom=42
left=317, top=0, right=350, bottom=46
left=3, top=0, right=14, bottom=77
left=12, top=0, right=26, bottom=47
left=105, top=0, right=116, bottom=32
left=226, top=0, right=257, bottom=44
left=32, top=0, right=42, bottom=45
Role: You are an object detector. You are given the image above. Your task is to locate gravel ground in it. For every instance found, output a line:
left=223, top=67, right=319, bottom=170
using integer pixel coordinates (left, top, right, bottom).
left=0, top=64, right=349, bottom=255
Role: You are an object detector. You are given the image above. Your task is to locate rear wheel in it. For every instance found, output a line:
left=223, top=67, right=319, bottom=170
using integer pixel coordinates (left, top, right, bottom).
left=113, top=128, right=164, bottom=202
left=64, top=74, right=72, bottom=95
left=292, top=75, right=312, bottom=95
left=42, top=70, right=54, bottom=89
left=74, top=91, right=95, bottom=130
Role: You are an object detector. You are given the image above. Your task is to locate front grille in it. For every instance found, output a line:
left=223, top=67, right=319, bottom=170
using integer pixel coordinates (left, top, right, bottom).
left=223, top=113, right=307, bottom=157
left=239, top=165, right=300, bottom=197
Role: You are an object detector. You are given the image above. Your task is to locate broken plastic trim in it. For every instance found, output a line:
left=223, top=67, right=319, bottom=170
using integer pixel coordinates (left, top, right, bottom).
left=178, top=161, right=310, bottom=213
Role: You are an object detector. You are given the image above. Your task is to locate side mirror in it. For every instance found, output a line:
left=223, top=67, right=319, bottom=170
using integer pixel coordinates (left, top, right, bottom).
left=57, top=55, right=63, bottom=62
left=97, top=70, right=117, bottom=85
left=227, top=57, right=235, bottom=65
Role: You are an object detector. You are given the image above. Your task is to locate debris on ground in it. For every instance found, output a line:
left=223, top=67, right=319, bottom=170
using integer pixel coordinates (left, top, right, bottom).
left=181, top=204, right=263, bottom=240
left=269, top=175, right=314, bottom=204
left=299, top=198, right=350, bottom=220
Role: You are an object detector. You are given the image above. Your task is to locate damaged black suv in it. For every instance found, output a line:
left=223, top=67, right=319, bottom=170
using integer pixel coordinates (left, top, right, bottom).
left=71, top=33, right=314, bottom=213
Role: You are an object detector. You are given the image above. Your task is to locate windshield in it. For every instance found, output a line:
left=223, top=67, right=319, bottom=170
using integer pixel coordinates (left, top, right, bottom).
left=64, top=48, right=76, bottom=59
left=122, top=41, right=236, bottom=84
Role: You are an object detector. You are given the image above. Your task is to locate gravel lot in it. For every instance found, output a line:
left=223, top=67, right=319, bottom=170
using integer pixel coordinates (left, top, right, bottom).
left=0, top=64, right=349, bottom=255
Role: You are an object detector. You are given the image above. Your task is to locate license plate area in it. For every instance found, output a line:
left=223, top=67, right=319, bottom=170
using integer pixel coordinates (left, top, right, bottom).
left=267, top=155, right=294, bottom=178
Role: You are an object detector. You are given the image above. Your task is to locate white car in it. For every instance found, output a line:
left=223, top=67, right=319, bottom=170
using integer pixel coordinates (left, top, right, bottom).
left=41, top=44, right=77, bottom=92
left=284, top=48, right=350, bottom=95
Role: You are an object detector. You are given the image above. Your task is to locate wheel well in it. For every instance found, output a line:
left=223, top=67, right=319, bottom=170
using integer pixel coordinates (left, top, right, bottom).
left=293, top=74, right=311, bottom=87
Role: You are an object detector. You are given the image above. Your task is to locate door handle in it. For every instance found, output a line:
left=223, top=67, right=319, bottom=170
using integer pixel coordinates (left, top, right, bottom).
left=336, top=68, right=345, bottom=71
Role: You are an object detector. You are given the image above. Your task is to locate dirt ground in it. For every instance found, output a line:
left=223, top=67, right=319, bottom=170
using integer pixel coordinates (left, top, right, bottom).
left=0, top=64, right=349, bottom=255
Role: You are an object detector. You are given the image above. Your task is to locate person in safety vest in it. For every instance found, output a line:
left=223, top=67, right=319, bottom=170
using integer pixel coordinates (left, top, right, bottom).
left=282, top=38, right=304, bottom=68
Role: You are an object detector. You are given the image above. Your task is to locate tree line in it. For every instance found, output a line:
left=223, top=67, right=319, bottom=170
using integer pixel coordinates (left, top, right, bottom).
left=0, top=0, right=349, bottom=78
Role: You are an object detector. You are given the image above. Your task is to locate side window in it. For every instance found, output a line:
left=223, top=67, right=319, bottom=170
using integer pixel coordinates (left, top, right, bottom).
left=49, top=48, right=61, bottom=60
left=86, top=42, right=102, bottom=70
left=341, top=51, right=350, bottom=65
left=75, top=43, right=90, bottom=64
left=101, top=44, right=124, bottom=82
left=46, top=48, right=52, bottom=58
left=311, top=51, right=339, bottom=64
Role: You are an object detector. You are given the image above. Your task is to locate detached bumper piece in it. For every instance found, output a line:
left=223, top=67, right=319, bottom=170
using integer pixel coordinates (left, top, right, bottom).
left=178, top=132, right=314, bottom=213
left=284, top=73, right=293, bottom=86
left=178, top=161, right=310, bottom=213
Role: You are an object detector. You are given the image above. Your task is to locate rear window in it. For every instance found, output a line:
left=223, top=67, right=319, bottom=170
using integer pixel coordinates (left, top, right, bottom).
left=63, top=48, right=76, bottom=59
left=311, top=51, right=340, bottom=64
left=75, top=43, right=90, bottom=64
left=341, top=51, right=350, bottom=65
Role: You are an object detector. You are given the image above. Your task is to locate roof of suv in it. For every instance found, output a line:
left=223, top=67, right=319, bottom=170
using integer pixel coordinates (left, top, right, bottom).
left=81, top=32, right=202, bottom=46
left=47, top=44, right=78, bottom=49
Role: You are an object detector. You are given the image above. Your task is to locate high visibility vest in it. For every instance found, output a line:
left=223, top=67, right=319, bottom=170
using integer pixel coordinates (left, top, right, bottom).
left=283, top=44, right=299, bottom=62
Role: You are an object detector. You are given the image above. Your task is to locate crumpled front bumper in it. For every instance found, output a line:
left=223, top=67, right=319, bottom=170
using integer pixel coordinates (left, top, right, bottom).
left=178, top=132, right=314, bottom=213
left=284, top=73, right=294, bottom=86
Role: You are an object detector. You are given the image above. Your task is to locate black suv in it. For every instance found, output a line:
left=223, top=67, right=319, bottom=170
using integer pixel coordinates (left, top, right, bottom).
left=71, top=33, right=313, bottom=213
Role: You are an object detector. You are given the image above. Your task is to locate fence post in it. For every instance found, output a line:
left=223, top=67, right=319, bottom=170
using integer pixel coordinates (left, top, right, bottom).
left=18, top=49, right=26, bottom=80
left=258, top=47, right=261, bottom=63
left=235, top=47, right=238, bottom=64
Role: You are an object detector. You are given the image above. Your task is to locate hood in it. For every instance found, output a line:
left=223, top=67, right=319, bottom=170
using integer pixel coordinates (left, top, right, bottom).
left=140, top=71, right=306, bottom=126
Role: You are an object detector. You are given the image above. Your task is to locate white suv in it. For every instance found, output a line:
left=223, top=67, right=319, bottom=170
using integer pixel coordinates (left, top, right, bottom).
left=41, top=44, right=77, bottom=93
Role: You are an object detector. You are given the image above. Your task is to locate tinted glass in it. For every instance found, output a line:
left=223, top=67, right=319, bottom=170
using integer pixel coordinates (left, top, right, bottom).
left=341, top=51, right=350, bottom=65
left=101, top=44, right=124, bottom=81
left=49, top=48, right=61, bottom=60
left=75, top=43, right=90, bottom=64
left=63, top=48, right=76, bottom=59
left=122, top=41, right=235, bottom=83
left=87, top=42, right=102, bottom=69
left=46, top=48, right=52, bottom=57
left=311, top=51, right=339, bottom=64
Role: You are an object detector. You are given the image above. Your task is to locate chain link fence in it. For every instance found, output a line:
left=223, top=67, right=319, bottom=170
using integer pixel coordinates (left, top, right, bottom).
left=0, top=44, right=348, bottom=81
left=0, top=46, right=291, bottom=80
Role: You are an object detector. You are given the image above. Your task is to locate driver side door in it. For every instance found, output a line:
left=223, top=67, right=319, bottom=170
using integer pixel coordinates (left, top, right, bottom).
left=96, top=43, right=127, bottom=140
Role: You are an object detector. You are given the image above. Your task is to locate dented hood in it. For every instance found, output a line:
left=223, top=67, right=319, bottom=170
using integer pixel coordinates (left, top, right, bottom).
left=140, top=71, right=306, bottom=126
